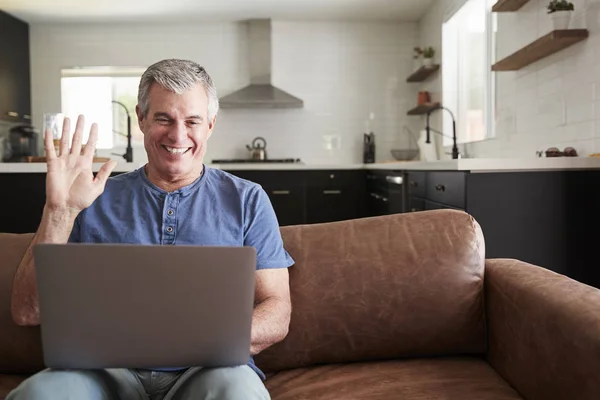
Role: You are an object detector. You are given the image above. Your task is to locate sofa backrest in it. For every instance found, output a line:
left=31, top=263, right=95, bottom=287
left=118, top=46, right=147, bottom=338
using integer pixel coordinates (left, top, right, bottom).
left=0, top=233, right=45, bottom=374
left=255, top=210, right=487, bottom=373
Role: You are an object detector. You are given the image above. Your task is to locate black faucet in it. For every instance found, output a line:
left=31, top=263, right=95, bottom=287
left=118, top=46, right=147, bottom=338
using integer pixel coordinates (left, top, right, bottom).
left=111, top=100, right=133, bottom=163
left=425, top=105, right=459, bottom=160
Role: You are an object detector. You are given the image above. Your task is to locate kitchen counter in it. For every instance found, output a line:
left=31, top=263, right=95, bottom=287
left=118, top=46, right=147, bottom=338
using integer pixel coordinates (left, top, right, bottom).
left=2, top=157, right=600, bottom=173
left=365, top=157, right=600, bottom=172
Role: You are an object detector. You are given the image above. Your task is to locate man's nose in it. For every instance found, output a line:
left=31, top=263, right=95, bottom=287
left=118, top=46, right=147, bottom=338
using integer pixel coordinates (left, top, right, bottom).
left=167, top=120, right=188, bottom=143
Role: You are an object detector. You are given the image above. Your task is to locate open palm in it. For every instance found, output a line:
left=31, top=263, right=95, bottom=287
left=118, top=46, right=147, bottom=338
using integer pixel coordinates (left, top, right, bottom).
left=45, top=115, right=117, bottom=213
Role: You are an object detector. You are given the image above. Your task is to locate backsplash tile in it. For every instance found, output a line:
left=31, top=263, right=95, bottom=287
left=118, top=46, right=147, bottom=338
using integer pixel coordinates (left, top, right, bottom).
left=421, top=0, right=600, bottom=158
left=31, top=20, right=420, bottom=165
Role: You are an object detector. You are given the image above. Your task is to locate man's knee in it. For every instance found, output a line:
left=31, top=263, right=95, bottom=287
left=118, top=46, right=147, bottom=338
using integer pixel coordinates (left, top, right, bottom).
left=7, top=369, right=115, bottom=400
left=174, top=366, right=270, bottom=400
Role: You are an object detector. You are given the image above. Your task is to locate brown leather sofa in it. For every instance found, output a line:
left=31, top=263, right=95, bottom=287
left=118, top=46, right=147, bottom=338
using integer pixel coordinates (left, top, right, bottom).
left=1, top=210, right=599, bottom=399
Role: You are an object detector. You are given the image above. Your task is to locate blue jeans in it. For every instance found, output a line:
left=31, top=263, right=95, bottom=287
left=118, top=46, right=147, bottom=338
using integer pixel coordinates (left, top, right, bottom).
left=7, top=366, right=270, bottom=400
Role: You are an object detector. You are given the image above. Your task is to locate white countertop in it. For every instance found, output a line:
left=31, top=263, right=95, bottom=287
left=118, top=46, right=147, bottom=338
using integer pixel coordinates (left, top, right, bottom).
left=365, top=157, right=600, bottom=172
left=2, top=157, right=600, bottom=173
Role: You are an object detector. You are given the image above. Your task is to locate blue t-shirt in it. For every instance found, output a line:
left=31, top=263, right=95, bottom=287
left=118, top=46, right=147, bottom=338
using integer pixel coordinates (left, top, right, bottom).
left=68, top=165, right=294, bottom=379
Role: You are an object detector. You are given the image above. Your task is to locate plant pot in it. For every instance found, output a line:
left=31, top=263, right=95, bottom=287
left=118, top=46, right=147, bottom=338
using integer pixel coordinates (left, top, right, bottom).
left=417, top=91, right=431, bottom=106
left=423, top=57, right=434, bottom=68
left=551, top=10, right=572, bottom=30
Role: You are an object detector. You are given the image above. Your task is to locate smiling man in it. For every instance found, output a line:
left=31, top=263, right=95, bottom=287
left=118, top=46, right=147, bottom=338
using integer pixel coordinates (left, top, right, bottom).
left=9, top=59, right=293, bottom=400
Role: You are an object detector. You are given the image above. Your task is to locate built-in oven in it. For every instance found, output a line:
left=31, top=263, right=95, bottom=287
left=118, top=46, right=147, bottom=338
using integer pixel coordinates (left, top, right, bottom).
left=366, top=171, right=404, bottom=216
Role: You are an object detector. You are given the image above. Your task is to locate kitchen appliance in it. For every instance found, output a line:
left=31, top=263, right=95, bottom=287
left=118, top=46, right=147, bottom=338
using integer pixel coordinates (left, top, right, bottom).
left=4, top=124, right=39, bottom=162
left=219, top=19, right=304, bottom=109
left=246, top=137, right=268, bottom=160
left=212, top=158, right=301, bottom=164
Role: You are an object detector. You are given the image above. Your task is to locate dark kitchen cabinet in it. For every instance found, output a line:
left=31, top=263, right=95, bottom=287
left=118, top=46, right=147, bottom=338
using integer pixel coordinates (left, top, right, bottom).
left=0, top=11, right=31, bottom=123
left=365, top=170, right=403, bottom=216
left=404, top=169, right=600, bottom=290
left=264, top=187, right=305, bottom=226
left=408, top=197, right=424, bottom=213
left=305, top=170, right=365, bottom=224
left=0, top=173, right=46, bottom=233
left=225, top=169, right=365, bottom=226
left=223, top=170, right=306, bottom=227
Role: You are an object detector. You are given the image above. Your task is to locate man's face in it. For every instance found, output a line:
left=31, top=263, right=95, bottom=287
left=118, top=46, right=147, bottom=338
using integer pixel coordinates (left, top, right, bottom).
left=136, top=82, right=215, bottom=180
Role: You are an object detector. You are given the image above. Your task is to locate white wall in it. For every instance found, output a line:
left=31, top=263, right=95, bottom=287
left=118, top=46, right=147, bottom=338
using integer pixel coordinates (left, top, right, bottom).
left=30, top=20, right=419, bottom=164
left=419, top=0, right=600, bottom=159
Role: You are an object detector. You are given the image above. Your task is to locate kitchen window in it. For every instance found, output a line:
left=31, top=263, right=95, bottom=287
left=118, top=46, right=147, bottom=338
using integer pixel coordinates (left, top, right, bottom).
left=442, top=0, right=496, bottom=145
left=61, top=67, right=145, bottom=149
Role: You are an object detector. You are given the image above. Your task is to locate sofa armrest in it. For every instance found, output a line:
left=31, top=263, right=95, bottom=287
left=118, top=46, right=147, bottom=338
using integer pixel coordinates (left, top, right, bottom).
left=485, top=259, right=600, bottom=400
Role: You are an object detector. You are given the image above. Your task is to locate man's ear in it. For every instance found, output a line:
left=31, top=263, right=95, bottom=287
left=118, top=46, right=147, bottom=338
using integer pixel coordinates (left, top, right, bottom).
left=207, top=116, right=217, bottom=139
left=135, top=105, right=145, bottom=132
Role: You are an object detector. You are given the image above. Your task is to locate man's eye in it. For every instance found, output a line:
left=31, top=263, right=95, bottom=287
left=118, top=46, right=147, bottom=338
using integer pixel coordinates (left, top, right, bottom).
left=156, top=118, right=170, bottom=124
left=187, top=121, right=200, bottom=125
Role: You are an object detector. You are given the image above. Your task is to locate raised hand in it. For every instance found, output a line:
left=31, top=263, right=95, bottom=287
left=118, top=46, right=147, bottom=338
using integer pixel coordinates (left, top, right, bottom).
left=44, top=115, right=117, bottom=213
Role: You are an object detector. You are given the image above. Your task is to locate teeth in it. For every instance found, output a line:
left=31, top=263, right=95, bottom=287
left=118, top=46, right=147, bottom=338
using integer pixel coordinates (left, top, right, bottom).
left=164, top=146, right=189, bottom=154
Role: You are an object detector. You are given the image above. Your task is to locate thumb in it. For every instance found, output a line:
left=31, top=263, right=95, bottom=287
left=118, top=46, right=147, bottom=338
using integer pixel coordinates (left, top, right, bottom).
left=93, top=160, right=118, bottom=189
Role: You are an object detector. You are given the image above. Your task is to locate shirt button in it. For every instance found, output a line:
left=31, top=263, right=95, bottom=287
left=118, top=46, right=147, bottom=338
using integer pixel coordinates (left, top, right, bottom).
left=167, top=226, right=173, bottom=233
left=167, top=209, right=174, bottom=216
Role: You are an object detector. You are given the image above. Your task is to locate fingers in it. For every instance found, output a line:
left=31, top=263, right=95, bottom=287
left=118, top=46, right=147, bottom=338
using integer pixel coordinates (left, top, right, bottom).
left=70, top=116, right=84, bottom=156
left=82, top=123, right=98, bottom=160
left=94, top=160, right=117, bottom=189
left=44, top=129, right=56, bottom=161
left=59, top=117, right=72, bottom=156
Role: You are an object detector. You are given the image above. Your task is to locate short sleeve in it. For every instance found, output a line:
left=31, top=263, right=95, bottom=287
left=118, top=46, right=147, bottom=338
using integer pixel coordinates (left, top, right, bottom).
left=243, top=185, right=294, bottom=270
left=67, top=215, right=81, bottom=243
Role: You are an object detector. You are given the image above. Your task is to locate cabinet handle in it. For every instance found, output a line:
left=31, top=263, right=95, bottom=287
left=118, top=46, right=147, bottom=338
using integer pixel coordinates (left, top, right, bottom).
left=370, top=192, right=380, bottom=199
left=385, top=176, right=403, bottom=185
left=381, top=196, right=388, bottom=202
left=7, top=111, right=18, bottom=117
left=329, top=174, right=335, bottom=179
left=271, top=190, right=290, bottom=195
left=435, top=184, right=446, bottom=192
left=23, top=114, right=31, bottom=120
left=411, top=208, right=417, bottom=212
left=323, top=190, right=341, bottom=195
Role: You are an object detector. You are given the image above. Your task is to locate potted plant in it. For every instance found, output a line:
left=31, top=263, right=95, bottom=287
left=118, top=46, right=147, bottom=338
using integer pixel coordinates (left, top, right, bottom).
left=413, top=47, right=424, bottom=70
left=547, top=0, right=574, bottom=30
left=422, top=46, right=435, bottom=68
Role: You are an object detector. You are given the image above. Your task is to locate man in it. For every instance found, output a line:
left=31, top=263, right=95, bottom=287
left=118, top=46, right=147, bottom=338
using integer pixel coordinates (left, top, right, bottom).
left=9, top=59, right=293, bottom=400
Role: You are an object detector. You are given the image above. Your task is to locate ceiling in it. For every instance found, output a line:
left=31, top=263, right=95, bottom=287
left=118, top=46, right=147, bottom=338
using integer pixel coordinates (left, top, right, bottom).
left=2, top=0, right=435, bottom=24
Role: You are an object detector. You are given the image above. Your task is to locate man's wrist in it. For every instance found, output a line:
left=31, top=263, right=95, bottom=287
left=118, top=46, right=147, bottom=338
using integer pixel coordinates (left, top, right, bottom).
left=43, top=205, right=80, bottom=222
left=39, top=205, right=79, bottom=243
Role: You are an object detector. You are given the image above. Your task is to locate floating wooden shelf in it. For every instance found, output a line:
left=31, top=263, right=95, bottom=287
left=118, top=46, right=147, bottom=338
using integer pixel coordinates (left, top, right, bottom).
left=492, top=29, right=588, bottom=71
left=407, top=103, right=440, bottom=116
left=492, top=0, right=530, bottom=12
left=406, top=65, right=440, bottom=83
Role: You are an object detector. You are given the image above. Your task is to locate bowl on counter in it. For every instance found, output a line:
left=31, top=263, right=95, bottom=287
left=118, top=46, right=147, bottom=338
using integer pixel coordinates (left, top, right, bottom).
left=390, top=149, right=419, bottom=161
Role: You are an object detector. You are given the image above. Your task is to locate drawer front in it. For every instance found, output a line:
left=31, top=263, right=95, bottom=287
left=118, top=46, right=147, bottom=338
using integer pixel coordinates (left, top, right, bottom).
left=305, top=170, right=364, bottom=187
left=306, top=186, right=362, bottom=223
left=407, top=171, right=426, bottom=198
left=426, top=172, right=466, bottom=208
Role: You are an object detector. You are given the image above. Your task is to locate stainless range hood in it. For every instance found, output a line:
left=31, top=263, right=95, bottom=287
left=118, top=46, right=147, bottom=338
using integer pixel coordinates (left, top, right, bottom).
left=219, top=19, right=304, bottom=109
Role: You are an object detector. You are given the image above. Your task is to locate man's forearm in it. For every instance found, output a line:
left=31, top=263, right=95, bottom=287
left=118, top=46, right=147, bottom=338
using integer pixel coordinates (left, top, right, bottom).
left=250, top=296, right=291, bottom=356
left=11, top=206, right=79, bottom=326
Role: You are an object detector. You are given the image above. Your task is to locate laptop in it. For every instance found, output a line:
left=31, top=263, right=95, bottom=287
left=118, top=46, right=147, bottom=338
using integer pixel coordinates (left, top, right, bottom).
left=33, top=243, right=256, bottom=370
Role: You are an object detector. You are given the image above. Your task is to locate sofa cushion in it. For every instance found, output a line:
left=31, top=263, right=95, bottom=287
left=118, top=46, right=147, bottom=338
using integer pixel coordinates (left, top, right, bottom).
left=0, top=233, right=45, bottom=374
left=255, top=210, right=487, bottom=373
left=265, top=357, right=523, bottom=400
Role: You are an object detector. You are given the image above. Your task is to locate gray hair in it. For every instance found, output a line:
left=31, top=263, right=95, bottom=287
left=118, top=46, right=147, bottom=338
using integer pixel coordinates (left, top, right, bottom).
left=138, top=59, right=219, bottom=120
